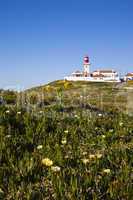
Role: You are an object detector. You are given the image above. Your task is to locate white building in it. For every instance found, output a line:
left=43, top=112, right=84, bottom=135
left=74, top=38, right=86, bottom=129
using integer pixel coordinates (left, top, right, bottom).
left=64, top=56, right=120, bottom=82
left=71, top=70, right=83, bottom=77
left=92, top=70, right=119, bottom=80
left=124, top=72, right=133, bottom=81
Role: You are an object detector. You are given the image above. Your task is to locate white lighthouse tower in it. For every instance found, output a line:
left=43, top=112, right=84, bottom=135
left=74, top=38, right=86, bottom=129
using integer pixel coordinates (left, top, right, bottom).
left=83, top=55, right=90, bottom=77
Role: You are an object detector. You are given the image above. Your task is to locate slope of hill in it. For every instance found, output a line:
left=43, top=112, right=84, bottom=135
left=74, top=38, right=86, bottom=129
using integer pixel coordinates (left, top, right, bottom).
left=24, top=80, right=132, bottom=115
left=0, top=80, right=133, bottom=199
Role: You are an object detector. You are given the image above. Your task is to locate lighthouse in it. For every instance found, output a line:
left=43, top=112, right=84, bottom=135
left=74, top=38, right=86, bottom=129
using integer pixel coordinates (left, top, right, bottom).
left=83, top=55, right=90, bottom=77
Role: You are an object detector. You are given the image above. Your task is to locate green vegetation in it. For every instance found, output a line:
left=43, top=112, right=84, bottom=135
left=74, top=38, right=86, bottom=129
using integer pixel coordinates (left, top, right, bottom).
left=0, top=81, right=133, bottom=199
left=0, top=90, right=17, bottom=105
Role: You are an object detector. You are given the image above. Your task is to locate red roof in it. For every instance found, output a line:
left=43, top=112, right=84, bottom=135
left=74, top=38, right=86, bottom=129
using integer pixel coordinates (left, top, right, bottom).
left=94, top=69, right=116, bottom=73
left=125, top=73, right=133, bottom=77
left=93, top=74, right=105, bottom=77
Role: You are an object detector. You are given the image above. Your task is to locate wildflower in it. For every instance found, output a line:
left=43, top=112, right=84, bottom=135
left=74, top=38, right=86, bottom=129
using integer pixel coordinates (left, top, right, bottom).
left=17, top=111, right=21, bottom=114
left=82, top=158, right=89, bottom=164
left=103, top=169, right=111, bottom=174
left=46, top=85, right=50, bottom=91
left=5, top=110, right=10, bottom=114
left=37, top=145, right=43, bottom=150
left=0, top=188, right=4, bottom=200
left=0, top=188, right=4, bottom=194
left=64, top=82, right=70, bottom=89
left=96, top=153, right=102, bottom=159
left=39, top=110, right=43, bottom=113
left=64, top=130, right=68, bottom=134
left=101, top=135, right=106, bottom=138
left=42, top=158, right=53, bottom=167
left=5, top=134, right=11, bottom=138
left=51, top=166, right=61, bottom=172
left=61, top=138, right=67, bottom=145
left=119, top=122, right=123, bottom=127
left=64, top=155, right=69, bottom=159
left=28, top=158, right=34, bottom=171
left=97, top=175, right=102, bottom=180
left=82, top=151, right=87, bottom=156
left=89, top=154, right=95, bottom=159
left=98, top=113, right=102, bottom=117
left=109, top=129, right=114, bottom=133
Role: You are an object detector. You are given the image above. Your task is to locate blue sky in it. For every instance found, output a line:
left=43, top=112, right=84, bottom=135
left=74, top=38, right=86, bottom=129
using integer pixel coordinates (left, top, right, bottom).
left=0, top=0, right=133, bottom=89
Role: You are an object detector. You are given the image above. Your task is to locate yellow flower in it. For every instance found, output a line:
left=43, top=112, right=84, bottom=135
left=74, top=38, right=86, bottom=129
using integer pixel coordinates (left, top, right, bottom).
left=82, top=158, right=89, bottom=164
left=64, top=82, right=70, bottom=89
left=89, top=154, right=95, bottom=159
left=82, top=151, right=87, bottom=156
left=64, top=130, right=68, bottom=134
left=103, top=169, right=111, bottom=174
left=96, top=153, right=102, bottom=159
left=119, top=122, right=123, bottom=127
left=45, top=85, right=53, bottom=92
left=42, top=158, right=53, bottom=167
left=51, top=166, right=61, bottom=172
left=37, top=145, right=43, bottom=150
left=61, top=139, right=67, bottom=145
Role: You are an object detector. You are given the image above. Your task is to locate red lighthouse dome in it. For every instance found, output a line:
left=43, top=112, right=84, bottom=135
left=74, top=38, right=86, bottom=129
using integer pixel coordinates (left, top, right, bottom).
left=83, top=56, right=89, bottom=64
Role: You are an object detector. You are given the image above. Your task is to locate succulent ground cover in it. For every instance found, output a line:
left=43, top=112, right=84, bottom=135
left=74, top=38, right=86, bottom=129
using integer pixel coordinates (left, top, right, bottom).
left=0, top=81, right=133, bottom=199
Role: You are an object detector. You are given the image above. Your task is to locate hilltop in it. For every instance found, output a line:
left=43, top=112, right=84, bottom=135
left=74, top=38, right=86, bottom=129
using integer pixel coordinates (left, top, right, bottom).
left=24, top=80, right=132, bottom=115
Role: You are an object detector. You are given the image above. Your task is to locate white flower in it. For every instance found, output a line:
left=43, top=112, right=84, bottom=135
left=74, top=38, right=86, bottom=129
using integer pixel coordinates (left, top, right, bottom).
left=98, top=113, right=102, bottom=117
left=103, top=169, right=111, bottom=174
left=74, top=114, right=79, bottom=119
left=89, top=154, right=95, bottom=159
left=119, top=122, right=123, bottom=127
left=5, top=110, right=10, bottom=113
left=82, top=151, right=87, bottom=156
left=51, top=166, right=61, bottom=172
left=101, top=135, right=106, bottom=138
left=109, top=129, right=114, bottom=133
left=64, top=130, right=68, bottom=134
left=61, top=139, right=67, bottom=145
left=0, top=188, right=4, bottom=194
left=39, top=111, right=43, bottom=114
left=64, top=155, right=69, bottom=159
left=37, top=145, right=43, bottom=150
left=17, top=111, right=21, bottom=114
left=5, top=134, right=11, bottom=138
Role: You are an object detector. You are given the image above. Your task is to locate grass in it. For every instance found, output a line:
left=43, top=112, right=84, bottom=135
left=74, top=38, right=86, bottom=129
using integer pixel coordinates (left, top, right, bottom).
left=0, top=81, right=133, bottom=199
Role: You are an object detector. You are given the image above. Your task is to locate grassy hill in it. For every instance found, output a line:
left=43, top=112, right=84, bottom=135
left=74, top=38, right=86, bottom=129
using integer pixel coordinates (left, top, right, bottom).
left=0, top=80, right=133, bottom=199
left=24, top=80, right=132, bottom=115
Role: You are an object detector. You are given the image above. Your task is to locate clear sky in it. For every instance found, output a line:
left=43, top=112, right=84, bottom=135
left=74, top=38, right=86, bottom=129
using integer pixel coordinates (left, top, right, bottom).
left=0, top=0, right=133, bottom=89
